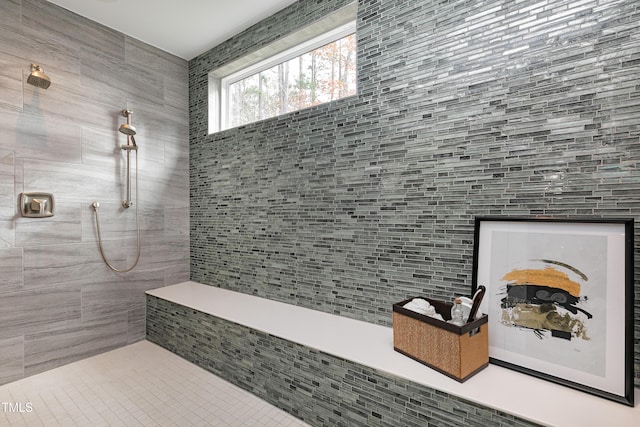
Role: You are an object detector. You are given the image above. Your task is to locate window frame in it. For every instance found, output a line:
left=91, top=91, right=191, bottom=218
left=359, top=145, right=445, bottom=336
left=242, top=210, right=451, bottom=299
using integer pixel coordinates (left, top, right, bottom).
left=208, top=5, right=357, bottom=134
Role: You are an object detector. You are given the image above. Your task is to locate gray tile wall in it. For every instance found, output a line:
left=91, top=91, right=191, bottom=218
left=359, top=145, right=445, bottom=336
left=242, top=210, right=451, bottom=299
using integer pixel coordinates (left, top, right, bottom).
left=147, top=295, right=542, bottom=427
left=0, top=0, right=189, bottom=385
left=189, top=0, right=640, bottom=385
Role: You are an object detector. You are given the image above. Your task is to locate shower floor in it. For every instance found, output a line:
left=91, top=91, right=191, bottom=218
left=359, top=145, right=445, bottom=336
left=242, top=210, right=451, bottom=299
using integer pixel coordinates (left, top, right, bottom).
left=0, top=341, right=311, bottom=427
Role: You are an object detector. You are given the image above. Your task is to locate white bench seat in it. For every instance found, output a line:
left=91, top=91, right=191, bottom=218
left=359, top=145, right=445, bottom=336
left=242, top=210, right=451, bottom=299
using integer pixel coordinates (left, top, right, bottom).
left=147, top=281, right=639, bottom=427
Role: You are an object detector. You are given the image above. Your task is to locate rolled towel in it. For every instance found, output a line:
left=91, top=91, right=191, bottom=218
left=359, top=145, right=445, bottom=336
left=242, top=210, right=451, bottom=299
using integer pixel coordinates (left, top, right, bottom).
left=403, top=298, right=442, bottom=320
left=403, top=298, right=431, bottom=315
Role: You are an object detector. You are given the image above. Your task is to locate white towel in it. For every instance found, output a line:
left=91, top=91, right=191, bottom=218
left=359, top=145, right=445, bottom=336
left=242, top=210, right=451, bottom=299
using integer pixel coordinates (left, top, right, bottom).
left=403, top=298, right=442, bottom=320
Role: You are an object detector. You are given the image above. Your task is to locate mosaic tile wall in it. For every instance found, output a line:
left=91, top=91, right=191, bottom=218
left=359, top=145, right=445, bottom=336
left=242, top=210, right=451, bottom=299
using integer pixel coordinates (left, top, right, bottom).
left=189, top=0, right=640, bottom=384
left=147, top=295, right=542, bottom=427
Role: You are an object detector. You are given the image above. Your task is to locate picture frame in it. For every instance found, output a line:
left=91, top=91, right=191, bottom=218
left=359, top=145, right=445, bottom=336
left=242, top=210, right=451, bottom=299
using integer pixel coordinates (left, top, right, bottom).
left=472, top=216, right=634, bottom=406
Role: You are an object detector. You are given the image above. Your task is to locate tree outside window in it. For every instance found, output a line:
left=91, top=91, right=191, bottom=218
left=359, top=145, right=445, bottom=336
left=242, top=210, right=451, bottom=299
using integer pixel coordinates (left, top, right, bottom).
left=228, top=34, right=356, bottom=128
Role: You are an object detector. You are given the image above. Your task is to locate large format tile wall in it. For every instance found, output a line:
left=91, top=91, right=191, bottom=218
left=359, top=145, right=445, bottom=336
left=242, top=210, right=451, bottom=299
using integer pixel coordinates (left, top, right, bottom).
left=190, top=0, right=640, bottom=385
left=0, top=0, right=189, bottom=385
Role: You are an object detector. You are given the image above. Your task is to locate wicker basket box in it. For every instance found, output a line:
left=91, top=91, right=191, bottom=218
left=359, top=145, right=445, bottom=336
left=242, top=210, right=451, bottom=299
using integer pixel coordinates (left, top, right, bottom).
left=392, top=297, right=489, bottom=382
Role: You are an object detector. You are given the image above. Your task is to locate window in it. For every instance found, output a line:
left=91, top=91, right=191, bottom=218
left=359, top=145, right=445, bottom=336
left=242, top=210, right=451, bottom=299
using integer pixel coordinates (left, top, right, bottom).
left=209, top=4, right=357, bottom=133
left=225, top=32, right=356, bottom=130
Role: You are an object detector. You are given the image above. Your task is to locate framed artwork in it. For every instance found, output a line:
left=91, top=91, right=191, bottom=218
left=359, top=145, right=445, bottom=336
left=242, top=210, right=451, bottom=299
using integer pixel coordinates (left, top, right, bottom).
left=472, top=217, right=634, bottom=406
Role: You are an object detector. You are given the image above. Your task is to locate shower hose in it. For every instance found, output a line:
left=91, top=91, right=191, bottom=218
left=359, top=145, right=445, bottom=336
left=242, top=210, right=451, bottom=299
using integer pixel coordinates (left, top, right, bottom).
left=92, top=149, right=141, bottom=273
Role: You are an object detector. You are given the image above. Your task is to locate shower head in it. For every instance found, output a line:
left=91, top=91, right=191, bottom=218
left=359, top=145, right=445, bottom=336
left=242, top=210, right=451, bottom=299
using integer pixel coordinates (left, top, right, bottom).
left=119, top=110, right=137, bottom=136
left=119, top=123, right=137, bottom=136
left=27, top=64, right=51, bottom=89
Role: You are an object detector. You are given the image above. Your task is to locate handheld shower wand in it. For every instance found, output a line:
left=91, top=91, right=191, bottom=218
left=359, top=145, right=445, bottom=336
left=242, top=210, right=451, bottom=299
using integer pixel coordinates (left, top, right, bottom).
left=120, top=110, right=137, bottom=208
left=91, top=109, right=141, bottom=273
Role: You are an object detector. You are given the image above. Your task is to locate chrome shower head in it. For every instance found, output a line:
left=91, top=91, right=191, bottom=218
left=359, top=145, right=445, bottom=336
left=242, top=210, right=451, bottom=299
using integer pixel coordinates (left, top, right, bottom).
left=27, top=64, right=51, bottom=89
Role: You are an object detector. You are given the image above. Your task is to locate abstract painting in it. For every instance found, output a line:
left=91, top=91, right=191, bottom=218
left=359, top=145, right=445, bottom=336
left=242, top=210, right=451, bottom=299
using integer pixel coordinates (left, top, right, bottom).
left=472, top=217, right=634, bottom=406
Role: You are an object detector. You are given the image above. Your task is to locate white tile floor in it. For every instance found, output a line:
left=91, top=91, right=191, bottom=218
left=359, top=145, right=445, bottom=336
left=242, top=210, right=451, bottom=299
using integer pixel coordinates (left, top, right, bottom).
left=0, top=341, right=311, bottom=427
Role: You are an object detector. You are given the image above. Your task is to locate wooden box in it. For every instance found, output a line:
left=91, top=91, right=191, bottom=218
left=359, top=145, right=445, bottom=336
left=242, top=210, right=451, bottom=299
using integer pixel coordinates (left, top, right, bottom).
left=392, top=297, right=489, bottom=382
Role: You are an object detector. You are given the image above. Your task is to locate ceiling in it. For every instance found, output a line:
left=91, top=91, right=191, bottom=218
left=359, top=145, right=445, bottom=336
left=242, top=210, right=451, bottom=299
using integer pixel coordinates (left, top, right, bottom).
left=47, top=0, right=299, bottom=60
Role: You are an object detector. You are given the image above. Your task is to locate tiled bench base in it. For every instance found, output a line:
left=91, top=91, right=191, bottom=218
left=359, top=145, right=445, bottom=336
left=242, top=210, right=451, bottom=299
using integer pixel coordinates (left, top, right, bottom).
left=146, top=282, right=638, bottom=427
left=146, top=295, right=539, bottom=427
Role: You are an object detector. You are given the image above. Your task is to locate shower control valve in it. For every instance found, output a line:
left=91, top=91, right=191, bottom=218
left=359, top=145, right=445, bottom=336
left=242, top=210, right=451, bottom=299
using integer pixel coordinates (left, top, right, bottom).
left=20, top=192, right=55, bottom=218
